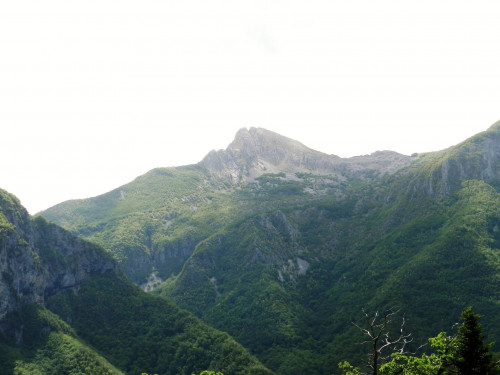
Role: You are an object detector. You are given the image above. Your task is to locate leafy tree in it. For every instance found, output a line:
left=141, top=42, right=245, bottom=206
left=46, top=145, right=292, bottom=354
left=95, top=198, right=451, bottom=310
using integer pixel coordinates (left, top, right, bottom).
left=338, top=361, right=363, bottom=375
left=428, top=332, right=457, bottom=373
left=379, top=352, right=441, bottom=375
left=379, top=332, right=456, bottom=375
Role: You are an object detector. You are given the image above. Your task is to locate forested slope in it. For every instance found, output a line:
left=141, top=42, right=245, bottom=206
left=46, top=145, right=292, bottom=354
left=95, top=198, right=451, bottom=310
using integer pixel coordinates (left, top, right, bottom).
left=0, top=188, right=272, bottom=375
left=41, top=124, right=500, bottom=374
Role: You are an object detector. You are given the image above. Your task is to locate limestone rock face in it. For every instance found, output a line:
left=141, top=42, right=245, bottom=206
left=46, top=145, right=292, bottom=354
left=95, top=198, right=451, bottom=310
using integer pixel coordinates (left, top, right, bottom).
left=436, top=126, right=500, bottom=196
left=0, top=189, right=117, bottom=320
left=404, top=122, right=500, bottom=198
left=0, top=193, right=39, bottom=320
left=200, top=127, right=416, bottom=182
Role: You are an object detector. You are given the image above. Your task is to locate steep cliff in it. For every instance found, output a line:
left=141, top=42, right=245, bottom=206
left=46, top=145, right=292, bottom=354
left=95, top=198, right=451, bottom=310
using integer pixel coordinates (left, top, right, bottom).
left=424, top=121, right=500, bottom=197
left=0, top=189, right=116, bottom=322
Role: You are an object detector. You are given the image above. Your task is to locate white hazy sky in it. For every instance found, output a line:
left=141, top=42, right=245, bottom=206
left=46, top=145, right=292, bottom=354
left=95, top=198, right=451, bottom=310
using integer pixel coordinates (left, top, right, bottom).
left=1, top=0, right=500, bottom=214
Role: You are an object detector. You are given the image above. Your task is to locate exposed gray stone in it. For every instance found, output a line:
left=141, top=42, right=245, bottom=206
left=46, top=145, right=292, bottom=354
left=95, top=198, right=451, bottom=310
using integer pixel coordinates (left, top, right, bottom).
left=0, top=190, right=117, bottom=321
left=200, top=127, right=416, bottom=183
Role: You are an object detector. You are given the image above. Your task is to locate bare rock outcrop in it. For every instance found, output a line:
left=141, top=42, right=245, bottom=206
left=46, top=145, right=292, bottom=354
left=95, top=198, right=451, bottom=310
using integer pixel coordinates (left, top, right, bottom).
left=0, top=189, right=117, bottom=321
left=200, top=127, right=416, bottom=183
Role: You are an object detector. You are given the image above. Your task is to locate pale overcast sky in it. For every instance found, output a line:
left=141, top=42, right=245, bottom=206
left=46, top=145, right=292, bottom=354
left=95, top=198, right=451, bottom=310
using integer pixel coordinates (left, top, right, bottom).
left=1, top=0, right=500, bottom=214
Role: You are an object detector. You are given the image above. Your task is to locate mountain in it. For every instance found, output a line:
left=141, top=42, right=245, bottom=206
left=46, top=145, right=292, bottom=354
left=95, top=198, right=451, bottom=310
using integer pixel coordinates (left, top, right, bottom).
left=40, top=124, right=500, bottom=374
left=201, top=127, right=413, bottom=182
left=41, top=127, right=416, bottom=285
left=0, top=188, right=272, bottom=375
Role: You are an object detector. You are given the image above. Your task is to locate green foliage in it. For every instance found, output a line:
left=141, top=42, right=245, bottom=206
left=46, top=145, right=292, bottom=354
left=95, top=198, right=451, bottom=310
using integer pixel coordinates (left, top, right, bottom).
left=369, top=308, right=500, bottom=375
left=46, top=273, right=273, bottom=375
left=379, top=353, right=442, bottom=375
left=0, top=181, right=272, bottom=375
left=427, top=331, right=457, bottom=370
left=41, top=165, right=346, bottom=284
left=13, top=332, right=123, bottom=375
left=41, top=172, right=500, bottom=375
left=0, top=304, right=122, bottom=375
left=0, top=189, right=23, bottom=239
left=43, top=169, right=500, bottom=375
left=379, top=331, right=457, bottom=375
left=39, top=126, right=500, bottom=374
left=338, top=361, right=363, bottom=375
left=0, top=342, right=22, bottom=375
left=454, top=307, right=498, bottom=375
left=166, top=211, right=322, bottom=373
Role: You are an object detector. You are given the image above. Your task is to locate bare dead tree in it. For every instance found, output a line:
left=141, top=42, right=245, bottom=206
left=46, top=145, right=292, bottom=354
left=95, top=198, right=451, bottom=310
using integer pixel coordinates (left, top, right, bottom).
left=352, top=309, right=415, bottom=375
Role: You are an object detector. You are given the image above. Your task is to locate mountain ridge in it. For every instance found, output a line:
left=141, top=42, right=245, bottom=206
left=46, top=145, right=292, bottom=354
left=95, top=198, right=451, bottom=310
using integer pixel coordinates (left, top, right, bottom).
left=200, top=127, right=416, bottom=182
left=38, top=123, right=500, bottom=374
left=38, top=127, right=416, bottom=216
left=40, top=127, right=419, bottom=284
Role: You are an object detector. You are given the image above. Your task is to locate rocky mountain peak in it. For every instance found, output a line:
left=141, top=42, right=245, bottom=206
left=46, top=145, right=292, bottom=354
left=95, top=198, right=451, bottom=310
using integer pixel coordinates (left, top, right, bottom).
left=200, top=127, right=339, bottom=181
left=227, top=127, right=319, bottom=159
left=200, top=127, right=415, bottom=183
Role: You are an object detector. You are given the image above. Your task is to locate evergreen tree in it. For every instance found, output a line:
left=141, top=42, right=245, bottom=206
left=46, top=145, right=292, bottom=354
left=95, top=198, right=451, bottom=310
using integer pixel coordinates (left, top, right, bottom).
left=343, top=307, right=500, bottom=375
left=453, top=307, right=498, bottom=375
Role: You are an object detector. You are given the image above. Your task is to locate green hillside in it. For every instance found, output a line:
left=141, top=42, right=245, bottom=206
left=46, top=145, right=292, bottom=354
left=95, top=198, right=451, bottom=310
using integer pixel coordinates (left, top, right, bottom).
left=0, top=304, right=124, bottom=375
left=46, top=273, right=272, bottom=375
left=42, top=165, right=353, bottom=285
left=41, top=124, right=500, bottom=374
left=159, top=178, right=499, bottom=373
left=42, top=128, right=411, bottom=286
left=0, top=188, right=273, bottom=375
left=1, top=278, right=271, bottom=375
